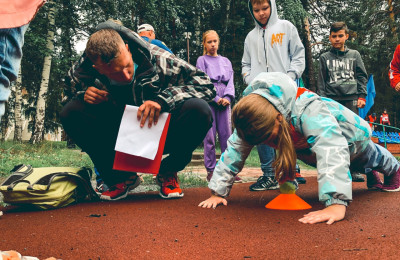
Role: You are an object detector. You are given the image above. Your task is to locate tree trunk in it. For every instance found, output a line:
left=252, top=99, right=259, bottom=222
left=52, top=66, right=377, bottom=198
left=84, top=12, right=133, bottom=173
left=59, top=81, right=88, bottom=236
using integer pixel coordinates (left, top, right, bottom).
left=14, top=66, right=23, bottom=142
left=221, top=0, right=232, bottom=54
left=388, top=0, right=397, bottom=39
left=303, top=17, right=316, bottom=91
left=30, top=1, right=56, bottom=144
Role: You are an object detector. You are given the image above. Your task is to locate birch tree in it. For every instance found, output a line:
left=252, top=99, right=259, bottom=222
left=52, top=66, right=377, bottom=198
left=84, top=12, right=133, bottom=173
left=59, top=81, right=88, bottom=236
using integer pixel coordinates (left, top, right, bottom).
left=30, top=1, right=56, bottom=144
left=14, top=67, right=23, bottom=142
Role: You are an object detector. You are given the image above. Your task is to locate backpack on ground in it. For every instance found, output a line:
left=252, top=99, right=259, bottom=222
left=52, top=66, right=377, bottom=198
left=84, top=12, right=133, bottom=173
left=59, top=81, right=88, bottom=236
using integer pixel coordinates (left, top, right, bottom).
left=0, top=164, right=99, bottom=210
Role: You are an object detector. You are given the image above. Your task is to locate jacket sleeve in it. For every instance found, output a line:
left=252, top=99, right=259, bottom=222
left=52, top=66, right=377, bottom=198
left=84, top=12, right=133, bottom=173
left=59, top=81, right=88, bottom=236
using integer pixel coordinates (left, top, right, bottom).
left=317, top=55, right=327, bottom=97
left=389, top=45, right=400, bottom=89
left=196, top=56, right=206, bottom=72
left=354, top=51, right=368, bottom=99
left=62, top=54, right=103, bottom=104
left=223, top=58, right=235, bottom=103
left=241, top=37, right=252, bottom=85
left=287, top=25, right=305, bottom=80
left=153, top=56, right=216, bottom=112
left=208, top=130, right=253, bottom=197
left=300, top=98, right=352, bottom=207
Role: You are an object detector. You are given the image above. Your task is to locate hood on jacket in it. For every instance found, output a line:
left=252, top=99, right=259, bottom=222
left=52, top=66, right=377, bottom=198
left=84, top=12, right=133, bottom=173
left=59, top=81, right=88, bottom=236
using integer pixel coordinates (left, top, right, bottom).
left=242, top=72, right=297, bottom=121
left=93, top=20, right=159, bottom=104
left=330, top=46, right=349, bottom=56
left=95, top=20, right=153, bottom=71
left=248, top=0, right=279, bottom=28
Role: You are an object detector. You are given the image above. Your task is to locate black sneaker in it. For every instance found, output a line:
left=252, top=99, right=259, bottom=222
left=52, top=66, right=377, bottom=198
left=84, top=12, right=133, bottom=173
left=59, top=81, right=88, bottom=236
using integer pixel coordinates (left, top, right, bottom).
left=249, top=176, right=279, bottom=191
left=351, top=172, right=365, bottom=182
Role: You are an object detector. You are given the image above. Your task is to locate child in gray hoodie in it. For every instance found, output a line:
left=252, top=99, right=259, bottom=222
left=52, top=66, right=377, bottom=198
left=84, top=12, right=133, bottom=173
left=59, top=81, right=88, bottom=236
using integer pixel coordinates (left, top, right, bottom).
left=241, top=0, right=306, bottom=191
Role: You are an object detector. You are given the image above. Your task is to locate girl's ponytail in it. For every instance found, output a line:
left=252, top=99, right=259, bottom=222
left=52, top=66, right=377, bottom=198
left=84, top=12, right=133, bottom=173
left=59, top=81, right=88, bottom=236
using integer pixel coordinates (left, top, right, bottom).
left=274, top=119, right=297, bottom=183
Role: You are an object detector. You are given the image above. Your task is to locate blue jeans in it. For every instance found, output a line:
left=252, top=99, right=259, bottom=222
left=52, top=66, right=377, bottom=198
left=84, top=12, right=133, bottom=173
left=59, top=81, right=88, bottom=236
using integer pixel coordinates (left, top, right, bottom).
left=351, top=140, right=400, bottom=176
left=0, top=24, right=28, bottom=123
left=257, top=143, right=275, bottom=177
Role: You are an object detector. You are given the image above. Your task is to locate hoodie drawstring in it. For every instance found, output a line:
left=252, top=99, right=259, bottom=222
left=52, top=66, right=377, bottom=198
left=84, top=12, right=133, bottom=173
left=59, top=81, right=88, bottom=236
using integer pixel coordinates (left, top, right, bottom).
left=261, top=28, right=269, bottom=71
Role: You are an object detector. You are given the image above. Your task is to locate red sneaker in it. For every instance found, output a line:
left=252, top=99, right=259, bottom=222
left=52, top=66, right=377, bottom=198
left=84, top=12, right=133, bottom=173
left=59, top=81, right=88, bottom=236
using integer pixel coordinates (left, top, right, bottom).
left=156, top=173, right=184, bottom=199
left=100, top=174, right=143, bottom=201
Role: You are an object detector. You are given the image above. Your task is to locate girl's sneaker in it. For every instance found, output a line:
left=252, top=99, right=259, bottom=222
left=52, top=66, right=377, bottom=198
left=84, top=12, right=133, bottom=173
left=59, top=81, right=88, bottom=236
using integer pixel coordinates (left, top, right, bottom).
left=382, top=167, right=400, bottom=192
left=366, top=171, right=383, bottom=190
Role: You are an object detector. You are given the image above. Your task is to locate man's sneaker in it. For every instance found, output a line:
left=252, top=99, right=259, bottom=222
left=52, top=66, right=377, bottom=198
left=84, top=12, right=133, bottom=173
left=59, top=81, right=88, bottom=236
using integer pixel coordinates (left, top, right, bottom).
left=234, top=175, right=243, bottom=183
left=95, top=181, right=109, bottom=195
left=156, top=173, right=184, bottom=199
left=382, top=167, right=400, bottom=192
left=351, top=172, right=365, bottom=182
left=206, top=171, right=213, bottom=182
left=100, top=174, right=143, bottom=201
left=249, top=176, right=279, bottom=191
left=366, top=171, right=383, bottom=190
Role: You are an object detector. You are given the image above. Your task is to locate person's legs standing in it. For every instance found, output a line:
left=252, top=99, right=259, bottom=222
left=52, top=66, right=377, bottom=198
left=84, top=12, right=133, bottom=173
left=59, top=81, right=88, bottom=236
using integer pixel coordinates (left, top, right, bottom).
left=0, top=25, right=28, bottom=123
left=203, top=105, right=216, bottom=180
left=249, top=144, right=278, bottom=191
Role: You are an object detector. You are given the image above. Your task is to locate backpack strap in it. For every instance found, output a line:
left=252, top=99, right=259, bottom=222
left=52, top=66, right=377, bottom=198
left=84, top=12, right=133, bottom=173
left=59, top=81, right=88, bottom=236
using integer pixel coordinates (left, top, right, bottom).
left=31, top=170, right=99, bottom=201
left=2, top=164, right=34, bottom=189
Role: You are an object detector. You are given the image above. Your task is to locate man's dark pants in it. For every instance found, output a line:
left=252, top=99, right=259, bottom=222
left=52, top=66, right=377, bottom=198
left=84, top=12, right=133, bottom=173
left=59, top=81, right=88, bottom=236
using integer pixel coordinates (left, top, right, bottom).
left=60, top=98, right=213, bottom=186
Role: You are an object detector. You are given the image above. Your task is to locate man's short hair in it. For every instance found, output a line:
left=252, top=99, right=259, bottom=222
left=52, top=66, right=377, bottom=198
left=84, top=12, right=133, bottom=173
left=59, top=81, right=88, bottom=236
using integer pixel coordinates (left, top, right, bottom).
left=138, top=24, right=155, bottom=33
left=330, top=21, right=349, bottom=34
left=86, top=29, right=124, bottom=64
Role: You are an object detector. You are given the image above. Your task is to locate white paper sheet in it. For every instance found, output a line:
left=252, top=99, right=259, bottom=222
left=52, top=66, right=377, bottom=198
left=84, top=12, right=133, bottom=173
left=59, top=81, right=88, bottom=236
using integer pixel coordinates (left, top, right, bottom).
left=115, top=105, right=169, bottom=160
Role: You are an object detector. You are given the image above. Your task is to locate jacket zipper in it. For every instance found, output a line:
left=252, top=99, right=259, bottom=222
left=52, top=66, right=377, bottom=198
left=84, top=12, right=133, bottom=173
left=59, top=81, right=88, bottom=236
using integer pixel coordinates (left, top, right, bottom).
left=262, top=29, right=269, bottom=72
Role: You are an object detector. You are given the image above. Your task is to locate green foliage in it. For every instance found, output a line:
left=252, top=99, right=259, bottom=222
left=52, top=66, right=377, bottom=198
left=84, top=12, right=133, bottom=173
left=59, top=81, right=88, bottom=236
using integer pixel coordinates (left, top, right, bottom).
left=5, top=0, right=400, bottom=143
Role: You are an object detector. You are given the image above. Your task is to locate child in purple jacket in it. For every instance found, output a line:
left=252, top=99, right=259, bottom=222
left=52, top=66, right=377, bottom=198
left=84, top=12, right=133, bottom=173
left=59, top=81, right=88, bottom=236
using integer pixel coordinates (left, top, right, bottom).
left=196, top=30, right=238, bottom=182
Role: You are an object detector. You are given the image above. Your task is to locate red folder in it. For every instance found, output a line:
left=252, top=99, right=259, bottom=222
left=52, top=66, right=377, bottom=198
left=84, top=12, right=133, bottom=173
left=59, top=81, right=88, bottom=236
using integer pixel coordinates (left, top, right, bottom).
left=113, top=115, right=171, bottom=174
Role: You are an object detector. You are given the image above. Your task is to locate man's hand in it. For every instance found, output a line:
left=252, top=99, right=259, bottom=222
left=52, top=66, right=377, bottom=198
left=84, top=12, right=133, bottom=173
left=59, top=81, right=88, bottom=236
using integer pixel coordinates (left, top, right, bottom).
left=198, top=195, right=228, bottom=209
left=395, top=82, right=400, bottom=92
left=137, top=100, right=161, bottom=128
left=298, top=204, right=346, bottom=225
left=84, top=86, right=109, bottom=104
left=357, top=99, right=366, bottom=108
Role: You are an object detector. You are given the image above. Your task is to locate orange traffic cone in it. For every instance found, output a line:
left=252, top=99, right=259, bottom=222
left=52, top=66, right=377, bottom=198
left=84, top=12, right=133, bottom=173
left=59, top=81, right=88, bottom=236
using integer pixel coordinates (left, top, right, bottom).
left=265, top=181, right=311, bottom=210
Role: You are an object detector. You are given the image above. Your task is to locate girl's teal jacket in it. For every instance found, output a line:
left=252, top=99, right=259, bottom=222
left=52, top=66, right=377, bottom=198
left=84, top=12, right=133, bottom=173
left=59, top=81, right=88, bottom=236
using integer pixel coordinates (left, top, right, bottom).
left=209, top=72, right=371, bottom=207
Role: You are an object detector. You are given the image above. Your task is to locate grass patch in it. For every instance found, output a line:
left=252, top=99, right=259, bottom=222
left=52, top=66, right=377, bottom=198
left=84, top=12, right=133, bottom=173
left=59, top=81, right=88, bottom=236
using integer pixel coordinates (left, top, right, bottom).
left=140, top=172, right=207, bottom=190
left=0, top=141, right=94, bottom=177
left=0, top=141, right=208, bottom=190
